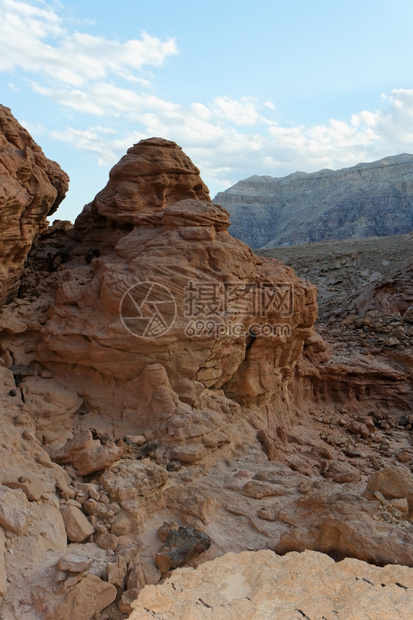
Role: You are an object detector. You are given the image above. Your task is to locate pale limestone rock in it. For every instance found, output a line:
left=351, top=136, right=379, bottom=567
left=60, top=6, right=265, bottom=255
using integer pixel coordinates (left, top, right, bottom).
left=130, top=549, right=413, bottom=619
left=61, top=505, right=95, bottom=543
left=0, top=485, right=29, bottom=535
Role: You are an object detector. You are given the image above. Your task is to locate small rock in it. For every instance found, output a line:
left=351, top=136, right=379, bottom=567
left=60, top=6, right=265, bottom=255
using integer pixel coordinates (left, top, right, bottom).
left=118, top=588, right=140, bottom=614
left=170, top=444, right=207, bottom=463
left=257, top=507, right=277, bottom=521
left=396, top=450, right=412, bottom=463
left=155, top=526, right=211, bottom=574
left=88, top=485, right=100, bottom=501
left=347, top=421, right=370, bottom=439
left=158, top=521, right=179, bottom=542
left=367, top=466, right=413, bottom=507
left=242, top=480, right=288, bottom=499
left=95, top=532, right=118, bottom=552
left=60, top=505, right=95, bottom=543
left=141, top=557, right=161, bottom=585
left=47, top=574, right=116, bottom=620
left=107, top=555, right=128, bottom=588
left=333, top=471, right=361, bottom=483
left=55, top=558, right=92, bottom=573
left=390, top=498, right=409, bottom=514
left=125, top=435, right=146, bottom=446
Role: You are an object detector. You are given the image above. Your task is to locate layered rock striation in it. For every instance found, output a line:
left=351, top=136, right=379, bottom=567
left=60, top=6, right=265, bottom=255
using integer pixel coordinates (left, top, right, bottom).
left=3, top=137, right=318, bottom=442
left=214, top=154, right=413, bottom=248
left=0, top=106, right=69, bottom=305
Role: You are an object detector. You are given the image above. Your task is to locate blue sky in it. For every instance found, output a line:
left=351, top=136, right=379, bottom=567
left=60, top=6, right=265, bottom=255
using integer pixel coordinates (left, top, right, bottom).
left=1, top=0, right=413, bottom=222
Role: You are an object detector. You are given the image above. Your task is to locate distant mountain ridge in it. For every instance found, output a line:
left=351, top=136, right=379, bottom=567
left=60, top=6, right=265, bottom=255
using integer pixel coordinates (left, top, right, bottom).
left=213, top=154, right=413, bottom=248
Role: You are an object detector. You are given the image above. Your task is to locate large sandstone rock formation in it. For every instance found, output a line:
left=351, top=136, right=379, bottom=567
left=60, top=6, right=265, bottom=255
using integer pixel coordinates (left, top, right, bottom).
left=0, top=106, right=69, bottom=306
left=2, top=137, right=318, bottom=442
left=214, top=154, right=413, bottom=248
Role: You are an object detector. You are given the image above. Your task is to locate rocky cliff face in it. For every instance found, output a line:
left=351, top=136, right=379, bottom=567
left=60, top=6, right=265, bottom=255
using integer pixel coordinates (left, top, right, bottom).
left=0, top=106, right=69, bottom=306
left=0, top=126, right=413, bottom=619
left=214, top=154, right=413, bottom=248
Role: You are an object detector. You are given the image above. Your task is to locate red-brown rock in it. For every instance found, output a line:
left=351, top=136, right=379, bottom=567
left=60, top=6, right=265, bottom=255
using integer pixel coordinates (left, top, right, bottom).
left=0, top=105, right=69, bottom=305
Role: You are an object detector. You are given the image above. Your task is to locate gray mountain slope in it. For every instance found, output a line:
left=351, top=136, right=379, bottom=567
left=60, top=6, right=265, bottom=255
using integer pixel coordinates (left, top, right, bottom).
left=213, top=154, right=413, bottom=248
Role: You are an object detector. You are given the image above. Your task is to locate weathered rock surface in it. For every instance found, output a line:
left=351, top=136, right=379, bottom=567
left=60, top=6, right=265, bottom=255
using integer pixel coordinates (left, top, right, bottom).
left=214, top=154, right=413, bottom=248
left=0, top=105, right=69, bottom=305
left=2, top=137, right=317, bottom=439
left=53, top=429, right=124, bottom=476
left=46, top=573, right=116, bottom=620
left=130, top=549, right=413, bottom=619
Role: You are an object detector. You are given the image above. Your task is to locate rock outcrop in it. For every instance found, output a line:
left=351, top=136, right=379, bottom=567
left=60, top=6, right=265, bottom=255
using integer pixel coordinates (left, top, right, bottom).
left=0, top=106, right=69, bottom=306
left=214, top=154, right=413, bottom=248
left=2, top=137, right=318, bottom=441
left=130, top=549, right=413, bottom=619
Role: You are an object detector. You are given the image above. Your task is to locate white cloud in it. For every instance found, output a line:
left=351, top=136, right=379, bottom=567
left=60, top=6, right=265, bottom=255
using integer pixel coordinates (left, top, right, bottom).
left=50, top=126, right=144, bottom=165
left=212, top=97, right=261, bottom=126
left=0, top=0, right=178, bottom=87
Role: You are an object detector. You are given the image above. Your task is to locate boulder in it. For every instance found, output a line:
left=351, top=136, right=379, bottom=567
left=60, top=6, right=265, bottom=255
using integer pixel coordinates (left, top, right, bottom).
left=60, top=505, right=95, bottom=543
left=154, top=526, right=211, bottom=574
left=367, top=466, right=413, bottom=510
left=53, top=429, right=123, bottom=476
left=46, top=574, right=116, bottom=620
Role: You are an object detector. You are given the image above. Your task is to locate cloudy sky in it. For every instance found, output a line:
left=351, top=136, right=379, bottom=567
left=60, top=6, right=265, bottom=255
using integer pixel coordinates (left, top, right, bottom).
left=2, top=0, right=413, bottom=222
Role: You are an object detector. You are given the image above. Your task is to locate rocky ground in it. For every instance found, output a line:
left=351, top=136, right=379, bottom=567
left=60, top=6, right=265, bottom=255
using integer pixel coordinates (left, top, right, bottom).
left=1, top=106, right=413, bottom=619
left=259, top=232, right=413, bottom=318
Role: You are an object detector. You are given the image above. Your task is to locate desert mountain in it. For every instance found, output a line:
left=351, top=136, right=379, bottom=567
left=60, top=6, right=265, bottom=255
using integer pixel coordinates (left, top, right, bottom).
left=214, top=154, right=413, bottom=248
left=0, top=106, right=413, bottom=619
